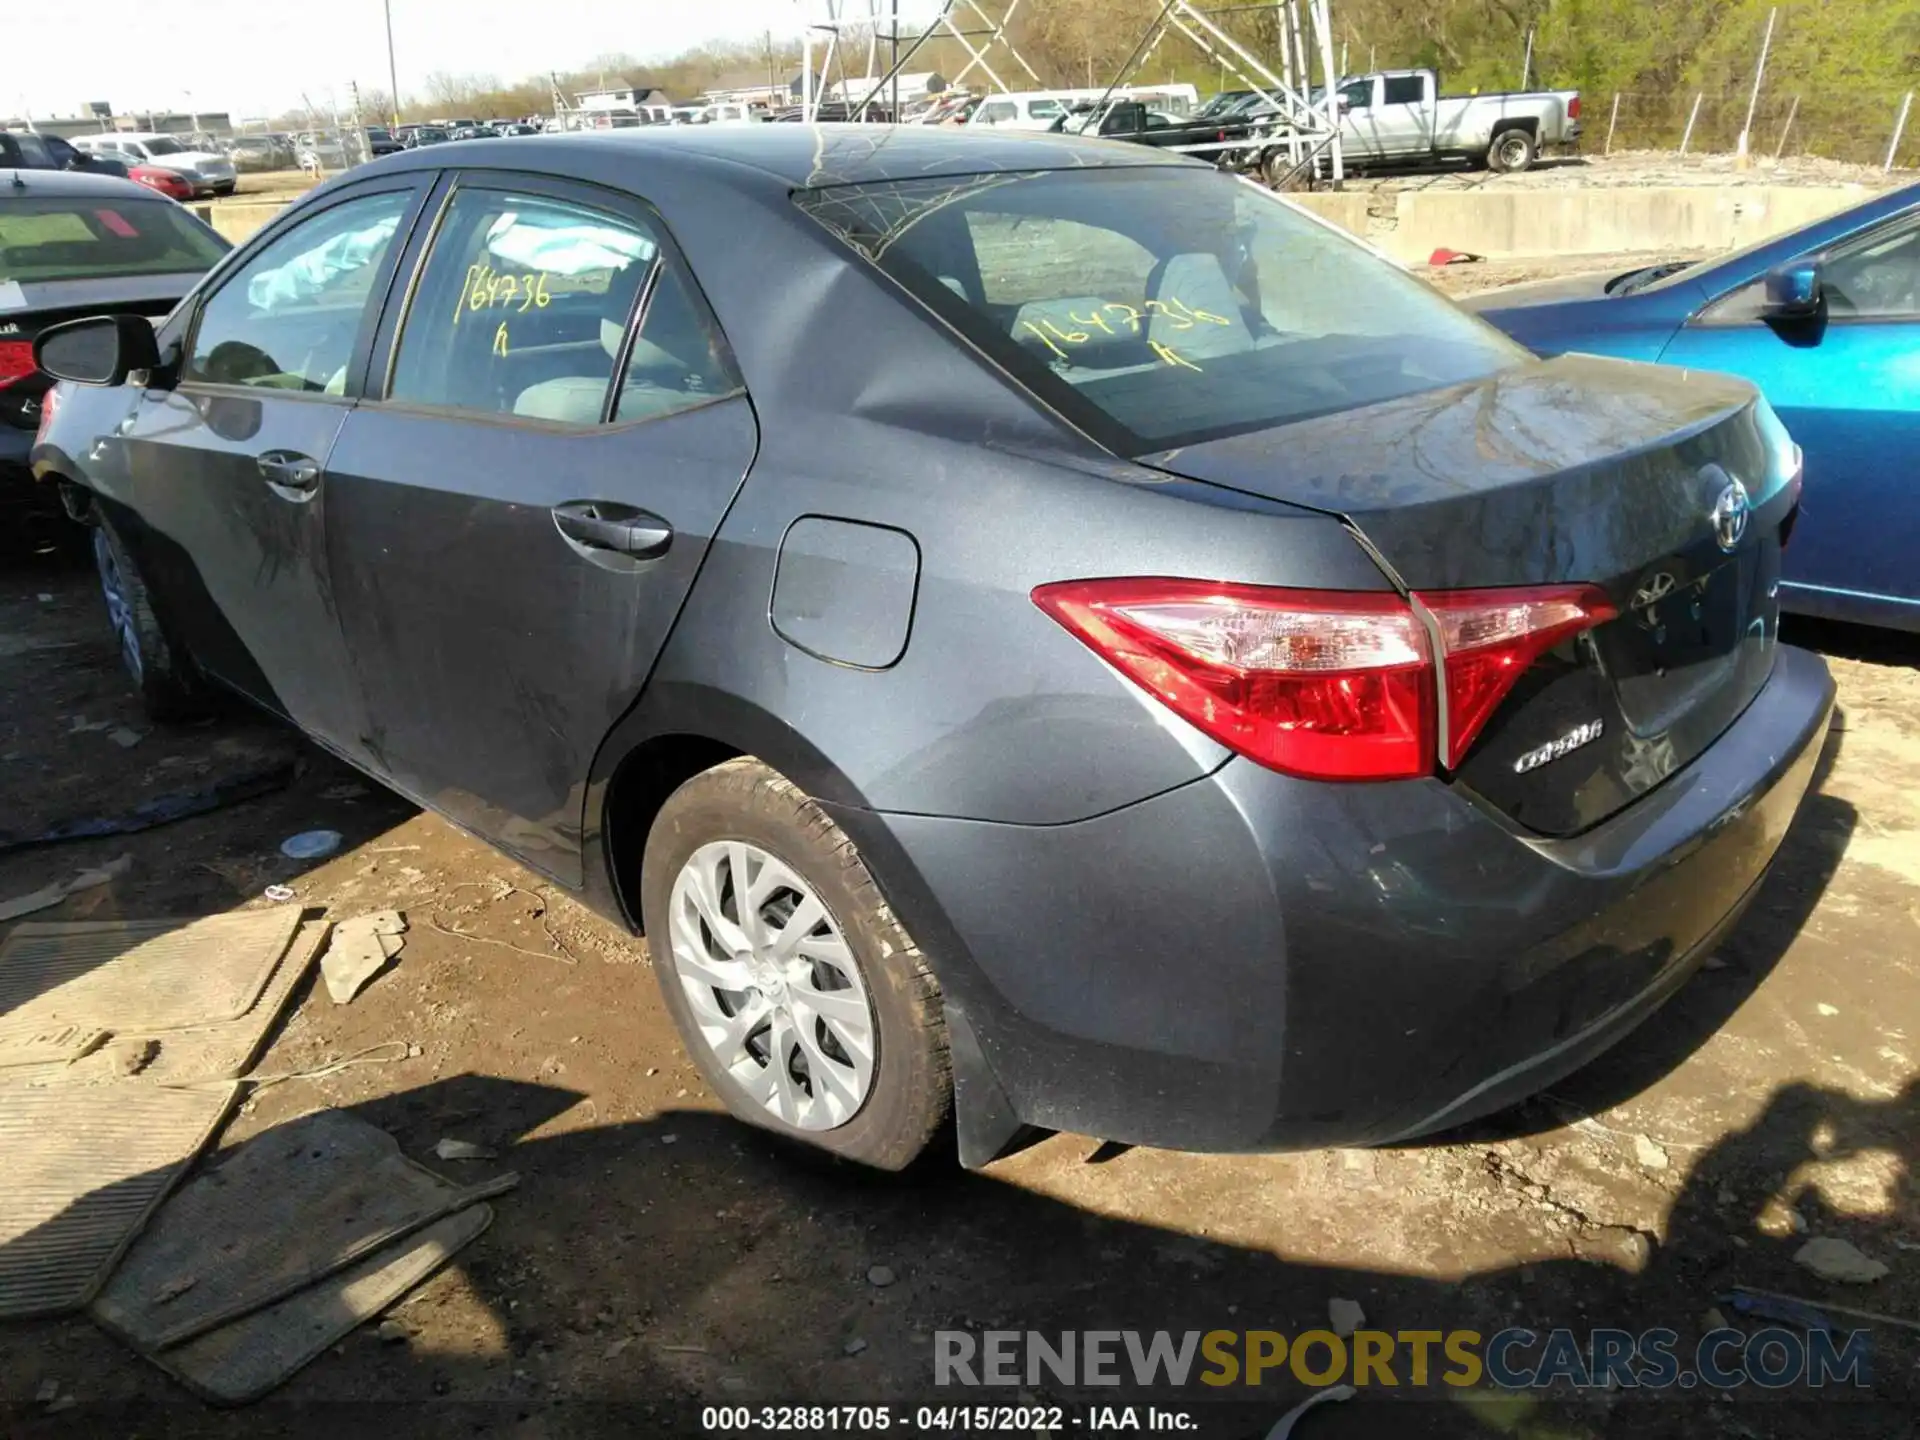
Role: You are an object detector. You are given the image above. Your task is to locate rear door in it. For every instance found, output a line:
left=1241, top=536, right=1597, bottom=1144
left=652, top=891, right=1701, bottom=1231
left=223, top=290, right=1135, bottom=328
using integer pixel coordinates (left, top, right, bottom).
left=117, top=178, right=428, bottom=756
left=1660, top=207, right=1920, bottom=624
left=325, top=171, right=758, bottom=885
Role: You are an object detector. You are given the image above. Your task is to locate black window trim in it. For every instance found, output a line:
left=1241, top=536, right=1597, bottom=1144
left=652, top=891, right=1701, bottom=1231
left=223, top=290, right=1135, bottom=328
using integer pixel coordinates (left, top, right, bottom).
left=362, top=166, right=747, bottom=434
left=175, top=174, right=435, bottom=406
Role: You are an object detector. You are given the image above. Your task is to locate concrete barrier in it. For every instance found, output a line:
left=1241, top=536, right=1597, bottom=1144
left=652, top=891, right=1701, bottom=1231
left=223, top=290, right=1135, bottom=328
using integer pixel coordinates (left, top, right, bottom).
left=1289, top=191, right=1371, bottom=238
left=1381, top=184, right=1868, bottom=263
left=196, top=200, right=287, bottom=245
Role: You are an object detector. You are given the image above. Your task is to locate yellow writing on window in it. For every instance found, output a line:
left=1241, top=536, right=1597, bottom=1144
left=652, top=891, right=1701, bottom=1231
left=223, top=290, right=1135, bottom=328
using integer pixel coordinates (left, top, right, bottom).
left=455, top=263, right=553, bottom=323
left=493, top=322, right=510, bottom=357
left=1150, top=341, right=1203, bottom=371
left=1021, top=296, right=1233, bottom=361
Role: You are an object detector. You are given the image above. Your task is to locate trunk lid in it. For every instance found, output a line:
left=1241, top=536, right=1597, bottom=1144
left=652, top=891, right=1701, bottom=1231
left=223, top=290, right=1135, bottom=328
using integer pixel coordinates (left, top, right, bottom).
left=1143, top=353, right=1800, bottom=835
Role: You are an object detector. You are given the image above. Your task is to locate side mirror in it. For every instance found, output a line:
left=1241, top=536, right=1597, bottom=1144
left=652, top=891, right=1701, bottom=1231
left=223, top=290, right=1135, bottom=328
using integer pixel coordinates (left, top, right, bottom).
left=33, top=313, right=162, bottom=387
left=1761, top=260, right=1822, bottom=320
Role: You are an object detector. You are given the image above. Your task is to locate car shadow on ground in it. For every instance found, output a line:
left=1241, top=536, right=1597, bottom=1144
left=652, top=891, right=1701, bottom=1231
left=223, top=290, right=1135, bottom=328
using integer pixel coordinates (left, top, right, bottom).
left=3, top=1064, right=1914, bottom=1439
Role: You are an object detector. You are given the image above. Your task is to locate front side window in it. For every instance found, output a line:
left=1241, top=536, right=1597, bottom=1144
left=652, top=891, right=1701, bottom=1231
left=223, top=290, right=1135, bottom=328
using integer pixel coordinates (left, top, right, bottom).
left=185, top=189, right=409, bottom=391
left=797, top=167, right=1525, bottom=453
left=1822, top=214, right=1920, bottom=319
left=1339, top=80, right=1373, bottom=111
left=388, top=187, right=739, bottom=426
left=144, top=137, right=185, bottom=157
left=978, top=102, right=1016, bottom=124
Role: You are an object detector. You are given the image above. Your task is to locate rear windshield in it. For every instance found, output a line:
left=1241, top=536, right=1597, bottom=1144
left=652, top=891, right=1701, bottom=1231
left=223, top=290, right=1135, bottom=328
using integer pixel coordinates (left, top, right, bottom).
left=0, top=198, right=228, bottom=284
left=796, top=166, right=1525, bottom=452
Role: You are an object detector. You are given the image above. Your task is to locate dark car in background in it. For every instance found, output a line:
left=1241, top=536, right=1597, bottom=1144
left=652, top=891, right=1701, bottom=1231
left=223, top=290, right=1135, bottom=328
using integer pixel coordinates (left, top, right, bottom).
left=1467, top=181, right=1920, bottom=632
left=364, top=127, right=404, bottom=158
left=2, top=170, right=227, bottom=553
left=31, top=129, right=1830, bottom=1170
left=1, top=131, right=129, bottom=178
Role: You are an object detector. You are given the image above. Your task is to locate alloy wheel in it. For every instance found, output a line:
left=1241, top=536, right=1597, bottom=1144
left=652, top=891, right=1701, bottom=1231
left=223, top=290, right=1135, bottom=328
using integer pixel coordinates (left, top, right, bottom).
left=667, top=840, right=877, bottom=1130
left=93, top=529, right=144, bottom=684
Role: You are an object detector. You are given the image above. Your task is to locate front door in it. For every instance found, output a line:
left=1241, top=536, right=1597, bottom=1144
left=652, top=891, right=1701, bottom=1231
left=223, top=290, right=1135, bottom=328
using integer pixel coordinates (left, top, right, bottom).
left=121, top=182, right=426, bottom=757
left=1662, top=208, right=1920, bottom=624
left=324, top=174, right=758, bottom=885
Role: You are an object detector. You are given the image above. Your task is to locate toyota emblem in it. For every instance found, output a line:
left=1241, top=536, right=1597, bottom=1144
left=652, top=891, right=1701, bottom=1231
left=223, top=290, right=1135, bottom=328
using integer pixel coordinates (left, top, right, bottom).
left=1710, top=475, right=1751, bottom=552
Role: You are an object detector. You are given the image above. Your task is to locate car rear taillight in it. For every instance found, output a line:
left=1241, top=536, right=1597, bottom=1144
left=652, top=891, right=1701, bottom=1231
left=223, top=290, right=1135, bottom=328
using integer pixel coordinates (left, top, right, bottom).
left=1567, top=95, right=1582, bottom=120
left=1415, top=586, right=1616, bottom=769
left=1033, top=578, right=1613, bottom=781
left=35, top=381, right=62, bottom=445
left=0, top=339, right=35, bottom=390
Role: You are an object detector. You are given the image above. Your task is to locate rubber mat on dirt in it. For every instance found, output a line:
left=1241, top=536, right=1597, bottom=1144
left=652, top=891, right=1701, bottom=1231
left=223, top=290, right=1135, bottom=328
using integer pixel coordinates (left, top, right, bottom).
left=155, top=1204, right=492, bottom=1405
left=0, top=921, right=328, bottom=1088
left=0, top=1081, right=240, bottom=1318
left=0, top=907, right=303, bottom=1035
left=92, top=1108, right=516, bottom=1352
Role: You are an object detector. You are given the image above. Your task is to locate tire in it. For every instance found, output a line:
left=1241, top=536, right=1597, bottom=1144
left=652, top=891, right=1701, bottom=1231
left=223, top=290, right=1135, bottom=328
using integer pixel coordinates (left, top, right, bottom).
left=91, top=521, right=211, bottom=722
left=1488, top=128, right=1537, bottom=174
left=641, top=757, right=951, bottom=1170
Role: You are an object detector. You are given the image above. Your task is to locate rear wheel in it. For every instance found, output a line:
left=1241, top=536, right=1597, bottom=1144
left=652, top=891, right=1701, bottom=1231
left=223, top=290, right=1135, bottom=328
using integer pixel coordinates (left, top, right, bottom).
left=92, top=521, right=210, bottom=722
left=641, top=758, right=951, bottom=1170
left=1488, top=128, right=1537, bottom=173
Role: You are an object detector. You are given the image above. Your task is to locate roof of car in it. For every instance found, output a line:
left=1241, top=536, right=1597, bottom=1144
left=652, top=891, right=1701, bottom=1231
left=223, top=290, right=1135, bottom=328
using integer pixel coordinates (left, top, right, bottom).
left=372, top=123, right=1191, bottom=189
left=1, top=168, right=165, bottom=202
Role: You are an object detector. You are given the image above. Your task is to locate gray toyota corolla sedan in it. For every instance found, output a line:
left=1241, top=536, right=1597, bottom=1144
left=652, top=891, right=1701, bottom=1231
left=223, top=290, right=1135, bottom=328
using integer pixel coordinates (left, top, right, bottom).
left=31, top=126, right=1831, bottom=1170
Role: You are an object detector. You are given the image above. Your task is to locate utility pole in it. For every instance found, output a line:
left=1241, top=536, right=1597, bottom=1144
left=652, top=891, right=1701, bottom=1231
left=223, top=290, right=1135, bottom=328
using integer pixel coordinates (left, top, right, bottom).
left=383, top=0, right=401, bottom=125
left=1520, top=27, right=1533, bottom=90
left=891, top=0, right=900, bottom=120
left=1889, top=92, right=1913, bottom=172
left=1773, top=94, right=1799, bottom=158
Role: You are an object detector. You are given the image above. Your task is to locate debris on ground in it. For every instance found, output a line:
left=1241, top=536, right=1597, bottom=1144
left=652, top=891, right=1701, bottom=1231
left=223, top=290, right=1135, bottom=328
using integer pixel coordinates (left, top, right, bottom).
left=1793, top=1238, right=1890, bottom=1284
left=0, top=759, right=296, bottom=856
left=433, top=1137, right=497, bottom=1162
left=90, top=1108, right=514, bottom=1402
left=0, top=853, right=131, bottom=924
left=1720, top=1289, right=1834, bottom=1332
left=1328, top=1297, right=1365, bottom=1336
left=376, top=1318, right=411, bottom=1343
left=866, top=1265, right=896, bottom=1288
left=108, top=727, right=145, bottom=749
left=320, top=911, right=407, bottom=1004
left=842, top=1336, right=868, bottom=1356
left=280, top=829, right=344, bottom=861
left=1726, top=1287, right=1920, bottom=1337
left=262, top=884, right=295, bottom=903
left=1634, top=1134, right=1672, bottom=1171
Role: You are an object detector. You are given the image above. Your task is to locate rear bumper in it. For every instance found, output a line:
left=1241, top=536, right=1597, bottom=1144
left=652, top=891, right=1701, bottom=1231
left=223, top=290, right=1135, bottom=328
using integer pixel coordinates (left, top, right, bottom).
left=837, top=644, right=1835, bottom=1153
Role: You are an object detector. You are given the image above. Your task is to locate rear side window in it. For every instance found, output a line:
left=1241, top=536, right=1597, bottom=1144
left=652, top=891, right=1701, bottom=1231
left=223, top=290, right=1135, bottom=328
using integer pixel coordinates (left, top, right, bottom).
left=797, top=166, right=1523, bottom=453
left=1383, top=75, right=1425, bottom=105
left=0, top=197, right=227, bottom=284
left=388, top=187, right=739, bottom=426
left=185, top=189, right=408, bottom=391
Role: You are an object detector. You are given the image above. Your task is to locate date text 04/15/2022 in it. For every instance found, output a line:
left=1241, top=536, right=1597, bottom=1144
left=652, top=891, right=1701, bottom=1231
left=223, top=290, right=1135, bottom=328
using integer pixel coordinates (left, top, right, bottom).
left=700, top=1404, right=1198, bottom=1432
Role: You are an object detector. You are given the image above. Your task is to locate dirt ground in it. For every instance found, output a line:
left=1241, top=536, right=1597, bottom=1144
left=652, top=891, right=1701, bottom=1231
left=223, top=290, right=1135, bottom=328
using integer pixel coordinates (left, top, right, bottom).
left=4, top=510, right=1920, bottom=1436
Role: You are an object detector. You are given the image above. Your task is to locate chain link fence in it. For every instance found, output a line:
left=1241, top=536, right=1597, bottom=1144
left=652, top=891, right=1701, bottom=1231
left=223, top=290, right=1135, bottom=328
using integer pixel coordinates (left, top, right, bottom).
left=1593, top=88, right=1916, bottom=171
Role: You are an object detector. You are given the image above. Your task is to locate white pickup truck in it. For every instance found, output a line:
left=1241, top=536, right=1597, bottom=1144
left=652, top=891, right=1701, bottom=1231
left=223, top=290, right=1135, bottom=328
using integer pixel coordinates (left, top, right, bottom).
left=1319, top=68, right=1581, bottom=174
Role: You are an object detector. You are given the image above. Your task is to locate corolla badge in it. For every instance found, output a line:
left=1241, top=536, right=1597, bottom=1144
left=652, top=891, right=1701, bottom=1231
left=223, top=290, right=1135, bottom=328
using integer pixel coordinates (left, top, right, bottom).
left=1513, top=719, right=1605, bottom=774
left=1710, top=474, right=1752, bottom=552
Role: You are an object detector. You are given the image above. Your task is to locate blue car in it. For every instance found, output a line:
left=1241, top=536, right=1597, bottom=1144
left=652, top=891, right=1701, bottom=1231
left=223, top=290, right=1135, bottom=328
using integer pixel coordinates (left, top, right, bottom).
left=1465, top=181, right=1920, bottom=632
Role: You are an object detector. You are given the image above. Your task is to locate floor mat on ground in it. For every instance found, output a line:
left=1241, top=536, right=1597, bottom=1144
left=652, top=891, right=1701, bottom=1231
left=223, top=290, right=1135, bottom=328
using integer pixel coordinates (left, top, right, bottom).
left=0, top=1081, right=240, bottom=1318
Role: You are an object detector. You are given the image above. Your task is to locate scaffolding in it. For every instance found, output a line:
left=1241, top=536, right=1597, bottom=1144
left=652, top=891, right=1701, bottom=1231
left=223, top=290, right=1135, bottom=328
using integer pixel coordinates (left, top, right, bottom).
left=795, top=0, right=1037, bottom=122
left=1096, top=0, right=1345, bottom=185
left=790, top=0, right=1346, bottom=186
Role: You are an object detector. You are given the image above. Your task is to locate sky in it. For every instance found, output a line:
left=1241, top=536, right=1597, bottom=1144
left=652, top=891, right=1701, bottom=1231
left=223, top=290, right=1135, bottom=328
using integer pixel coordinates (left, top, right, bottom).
left=9, top=0, right=910, bottom=122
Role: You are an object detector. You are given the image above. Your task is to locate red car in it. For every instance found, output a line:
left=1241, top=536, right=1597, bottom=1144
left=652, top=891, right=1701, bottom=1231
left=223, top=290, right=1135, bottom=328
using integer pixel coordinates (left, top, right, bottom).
left=129, top=165, right=195, bottom=202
